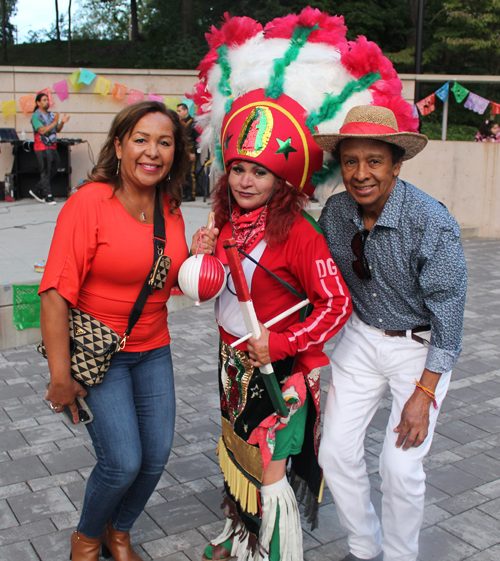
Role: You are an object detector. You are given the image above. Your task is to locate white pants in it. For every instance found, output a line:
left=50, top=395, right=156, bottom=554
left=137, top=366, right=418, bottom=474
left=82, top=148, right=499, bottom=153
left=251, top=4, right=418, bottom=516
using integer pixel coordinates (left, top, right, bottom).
left=318, top=314, right=451, bottom=561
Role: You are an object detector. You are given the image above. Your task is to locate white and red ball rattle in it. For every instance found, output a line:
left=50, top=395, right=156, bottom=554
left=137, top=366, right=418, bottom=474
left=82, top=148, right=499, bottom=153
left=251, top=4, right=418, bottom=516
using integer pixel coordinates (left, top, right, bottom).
left=178, top=212, right=226, bottom=305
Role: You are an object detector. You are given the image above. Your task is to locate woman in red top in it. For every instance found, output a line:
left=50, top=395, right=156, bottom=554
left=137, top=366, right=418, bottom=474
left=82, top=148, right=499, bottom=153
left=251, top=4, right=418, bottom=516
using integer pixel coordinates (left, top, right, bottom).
left=40, top=101, right=189, bottom=561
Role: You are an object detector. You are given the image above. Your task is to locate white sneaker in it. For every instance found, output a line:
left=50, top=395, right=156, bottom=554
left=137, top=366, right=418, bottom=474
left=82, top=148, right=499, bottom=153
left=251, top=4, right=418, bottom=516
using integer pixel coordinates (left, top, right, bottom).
left=29, top=190, right=45, bottom=203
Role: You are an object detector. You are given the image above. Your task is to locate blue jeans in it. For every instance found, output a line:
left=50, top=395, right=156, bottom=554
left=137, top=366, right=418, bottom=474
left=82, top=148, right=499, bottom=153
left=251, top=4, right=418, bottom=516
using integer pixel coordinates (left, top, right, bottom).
left=77, top=345, right=175, bottom=538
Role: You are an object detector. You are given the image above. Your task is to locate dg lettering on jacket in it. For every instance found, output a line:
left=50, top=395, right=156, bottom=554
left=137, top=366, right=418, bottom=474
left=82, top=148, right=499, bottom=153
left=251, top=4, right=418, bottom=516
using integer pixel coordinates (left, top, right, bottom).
left=316, top=258, right=338, bottom=278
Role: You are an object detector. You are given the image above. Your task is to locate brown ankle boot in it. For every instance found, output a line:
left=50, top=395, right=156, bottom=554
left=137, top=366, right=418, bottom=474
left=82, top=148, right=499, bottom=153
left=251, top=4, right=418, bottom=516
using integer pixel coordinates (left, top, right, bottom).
left=70, top=530, right=101, bottom=561
left=101, top=522, right=143, bottom=561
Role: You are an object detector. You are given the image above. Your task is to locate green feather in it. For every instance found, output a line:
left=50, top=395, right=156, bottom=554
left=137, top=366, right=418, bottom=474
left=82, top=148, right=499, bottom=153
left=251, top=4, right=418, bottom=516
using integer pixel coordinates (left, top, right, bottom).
left=306, top=72, right=381, bottom=134
left=215, top=141, right=224, bottom=170
left=216, top=45, right=233, bottom=112
left=266, top=25, right=319, bottom=99
left=311, top=159, right=341, bottom=186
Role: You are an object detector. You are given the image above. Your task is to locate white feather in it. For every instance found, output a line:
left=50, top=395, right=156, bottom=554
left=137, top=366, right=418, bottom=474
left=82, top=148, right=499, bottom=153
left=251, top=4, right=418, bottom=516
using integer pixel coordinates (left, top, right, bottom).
left=316, top=89, right=375, bottom=134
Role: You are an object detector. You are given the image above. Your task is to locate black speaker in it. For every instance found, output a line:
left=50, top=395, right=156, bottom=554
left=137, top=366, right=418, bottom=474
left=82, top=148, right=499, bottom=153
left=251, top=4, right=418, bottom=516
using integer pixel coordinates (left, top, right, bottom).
left=12, top=141, right=71, bottom=199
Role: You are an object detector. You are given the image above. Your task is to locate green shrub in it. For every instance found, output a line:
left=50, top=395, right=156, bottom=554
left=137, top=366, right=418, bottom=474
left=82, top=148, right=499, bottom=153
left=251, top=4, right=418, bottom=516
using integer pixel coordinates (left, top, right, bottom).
left=420, top=122, right=478, bottom=141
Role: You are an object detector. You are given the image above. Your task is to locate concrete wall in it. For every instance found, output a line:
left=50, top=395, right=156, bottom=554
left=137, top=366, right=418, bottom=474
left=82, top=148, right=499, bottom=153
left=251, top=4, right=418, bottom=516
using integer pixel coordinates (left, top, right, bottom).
left=403, top=140, right=500, bottom=239
left=1, top=67, right=499, bottom=237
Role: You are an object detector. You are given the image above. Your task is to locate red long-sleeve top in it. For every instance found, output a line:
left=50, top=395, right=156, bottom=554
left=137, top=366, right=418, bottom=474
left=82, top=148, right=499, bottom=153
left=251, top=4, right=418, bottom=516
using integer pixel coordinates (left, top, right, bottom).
left=214, top=212, right=352, bottom=375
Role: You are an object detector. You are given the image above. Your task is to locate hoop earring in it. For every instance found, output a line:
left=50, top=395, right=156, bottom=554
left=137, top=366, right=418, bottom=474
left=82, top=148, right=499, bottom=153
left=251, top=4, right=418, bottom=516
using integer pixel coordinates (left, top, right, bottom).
left=116, top=159, right=121, bottom=176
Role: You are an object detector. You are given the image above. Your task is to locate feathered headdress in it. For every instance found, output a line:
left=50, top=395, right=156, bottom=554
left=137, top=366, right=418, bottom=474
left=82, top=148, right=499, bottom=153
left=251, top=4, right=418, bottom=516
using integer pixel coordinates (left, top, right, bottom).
left=190, top=7, right=418, bottom=199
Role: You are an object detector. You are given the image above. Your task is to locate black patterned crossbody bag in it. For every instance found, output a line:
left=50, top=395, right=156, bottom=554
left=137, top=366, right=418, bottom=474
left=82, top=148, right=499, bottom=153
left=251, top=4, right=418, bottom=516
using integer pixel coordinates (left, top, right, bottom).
left=38, top=189, right=171, bottom=386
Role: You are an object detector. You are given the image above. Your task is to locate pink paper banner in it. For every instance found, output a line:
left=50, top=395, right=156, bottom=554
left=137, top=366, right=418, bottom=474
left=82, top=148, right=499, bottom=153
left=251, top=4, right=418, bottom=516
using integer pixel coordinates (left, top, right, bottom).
left=148, top=93, right=163, bottom=102
left=127, top=89, right=145, bottom=105
left=36, top=87, right=54, bottom=107
left=53, top=79, right=69, bottom=102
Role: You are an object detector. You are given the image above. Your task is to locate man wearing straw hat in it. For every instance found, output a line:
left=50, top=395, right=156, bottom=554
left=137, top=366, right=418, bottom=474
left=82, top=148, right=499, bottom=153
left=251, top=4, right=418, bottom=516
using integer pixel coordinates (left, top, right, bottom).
left=314, top=105, right=467, bottom=561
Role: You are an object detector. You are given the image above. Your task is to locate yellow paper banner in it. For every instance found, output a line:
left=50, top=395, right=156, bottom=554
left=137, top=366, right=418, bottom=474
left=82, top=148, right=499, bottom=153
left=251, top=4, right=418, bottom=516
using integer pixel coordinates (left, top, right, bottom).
left=164, top=97, right=180, bottom=111
left=19, top=94, right=36, bottom=114
left=94, top=76, right=111, bottom=96
left=1, top=100, right=17, bottom=117
left=68, top=70, right=83, bottom=91
left=111, top=83, right=127, bottom=100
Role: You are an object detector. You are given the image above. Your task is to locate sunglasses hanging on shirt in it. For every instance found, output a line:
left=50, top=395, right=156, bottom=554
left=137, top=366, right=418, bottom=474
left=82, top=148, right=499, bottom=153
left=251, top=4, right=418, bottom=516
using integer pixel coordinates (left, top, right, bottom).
left=351, top=229, right=372, bottom=280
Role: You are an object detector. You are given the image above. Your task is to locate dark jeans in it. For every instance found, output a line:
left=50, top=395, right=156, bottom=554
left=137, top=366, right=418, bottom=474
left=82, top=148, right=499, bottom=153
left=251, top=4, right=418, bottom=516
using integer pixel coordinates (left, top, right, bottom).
left=77, top=345, right=176, bottom=538
left=35, top=148, right=60, bottom=197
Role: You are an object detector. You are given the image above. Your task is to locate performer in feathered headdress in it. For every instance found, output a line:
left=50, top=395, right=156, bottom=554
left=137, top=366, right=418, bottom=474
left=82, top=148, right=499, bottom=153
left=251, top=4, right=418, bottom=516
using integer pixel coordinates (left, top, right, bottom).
left=189, top=7, right=419, bottom=561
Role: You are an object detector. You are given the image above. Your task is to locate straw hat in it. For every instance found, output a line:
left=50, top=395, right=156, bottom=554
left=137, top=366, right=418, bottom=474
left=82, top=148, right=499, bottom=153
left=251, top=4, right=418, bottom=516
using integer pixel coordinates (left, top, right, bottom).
left=313, top=105, right=428, bottom=160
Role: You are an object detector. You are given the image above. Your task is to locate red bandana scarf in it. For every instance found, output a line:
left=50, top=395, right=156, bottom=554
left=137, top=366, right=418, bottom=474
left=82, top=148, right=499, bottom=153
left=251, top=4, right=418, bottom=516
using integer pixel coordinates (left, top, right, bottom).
left=231, top=205, right=268, bottom=254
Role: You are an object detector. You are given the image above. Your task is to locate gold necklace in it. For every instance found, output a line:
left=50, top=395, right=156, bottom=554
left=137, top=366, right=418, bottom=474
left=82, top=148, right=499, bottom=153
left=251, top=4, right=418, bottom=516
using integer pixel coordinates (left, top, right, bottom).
left=123, top=185, right=155, bottom=222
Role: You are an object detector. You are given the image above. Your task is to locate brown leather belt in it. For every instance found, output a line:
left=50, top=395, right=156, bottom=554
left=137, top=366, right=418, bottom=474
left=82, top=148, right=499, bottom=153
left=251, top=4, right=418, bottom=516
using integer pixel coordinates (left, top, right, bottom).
left=382, top=325, right=431, bottom=346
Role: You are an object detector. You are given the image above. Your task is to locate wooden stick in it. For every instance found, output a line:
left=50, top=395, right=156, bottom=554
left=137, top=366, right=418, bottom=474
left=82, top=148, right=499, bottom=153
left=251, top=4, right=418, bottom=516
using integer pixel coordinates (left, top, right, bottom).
left=206, top=211, right=215, bottom=230
left=231, top=299, right=310, bottom=348
left=318, top=477, right=325, bottom=503
left=223, top=238, right=288, bottom=417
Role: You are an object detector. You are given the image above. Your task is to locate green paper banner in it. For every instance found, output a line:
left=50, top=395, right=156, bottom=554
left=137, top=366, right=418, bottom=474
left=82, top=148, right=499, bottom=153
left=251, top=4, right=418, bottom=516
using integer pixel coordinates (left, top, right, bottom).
left=451, top=82, right=469, bottom=104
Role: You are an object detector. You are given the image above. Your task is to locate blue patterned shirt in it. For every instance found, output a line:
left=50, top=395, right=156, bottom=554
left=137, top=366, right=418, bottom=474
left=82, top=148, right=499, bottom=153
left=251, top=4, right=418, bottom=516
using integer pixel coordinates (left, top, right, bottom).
left=319, top=178, right=467, bottom=374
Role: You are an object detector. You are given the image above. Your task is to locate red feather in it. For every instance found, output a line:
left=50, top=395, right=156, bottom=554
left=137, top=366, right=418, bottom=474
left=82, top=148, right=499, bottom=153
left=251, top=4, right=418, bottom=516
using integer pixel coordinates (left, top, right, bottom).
left=207, top=12, right=263, bottom=50
left=198, top=13, right=263, bottom=82
left=372, top=94, right=420, bottom=132
left=340, top=34, right=415, bottom=130
left=265, top=7, right=347, bottom=51
left=186, top=83, right=211, bottom=116
left=342, top=36, right=398, bottom=81
left=370, top=77, right=403, bottom=98
left=264, top=13, right=298, bottom=39
left=197, top=49, right=219, bottom=82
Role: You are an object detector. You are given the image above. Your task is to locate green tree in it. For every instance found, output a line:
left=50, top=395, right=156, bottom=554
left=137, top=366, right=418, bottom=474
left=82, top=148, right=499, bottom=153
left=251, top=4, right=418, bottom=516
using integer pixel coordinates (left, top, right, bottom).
left=1, top=0, right=17, bottom=62
left=73, top=0, right=131, bottom=40
left=72, top=0, right=150, bottom=40
left=427, top=0, right=500, bottom=75
left=141, top=0, right=417, bottom=70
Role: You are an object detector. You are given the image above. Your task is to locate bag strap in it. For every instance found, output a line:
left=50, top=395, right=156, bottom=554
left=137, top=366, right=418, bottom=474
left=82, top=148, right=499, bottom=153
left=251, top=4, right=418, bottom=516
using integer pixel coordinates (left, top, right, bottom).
left=121, top=189, right=165, bottom=346
left=237, top=247, right=305, bottom=301
left=153, top=190, right=166, bottom=257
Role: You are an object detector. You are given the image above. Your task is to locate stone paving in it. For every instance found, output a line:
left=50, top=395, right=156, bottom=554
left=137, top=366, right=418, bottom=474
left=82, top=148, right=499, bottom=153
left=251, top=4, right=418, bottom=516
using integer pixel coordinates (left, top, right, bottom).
left=0, top=237, right=499, bottom=561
